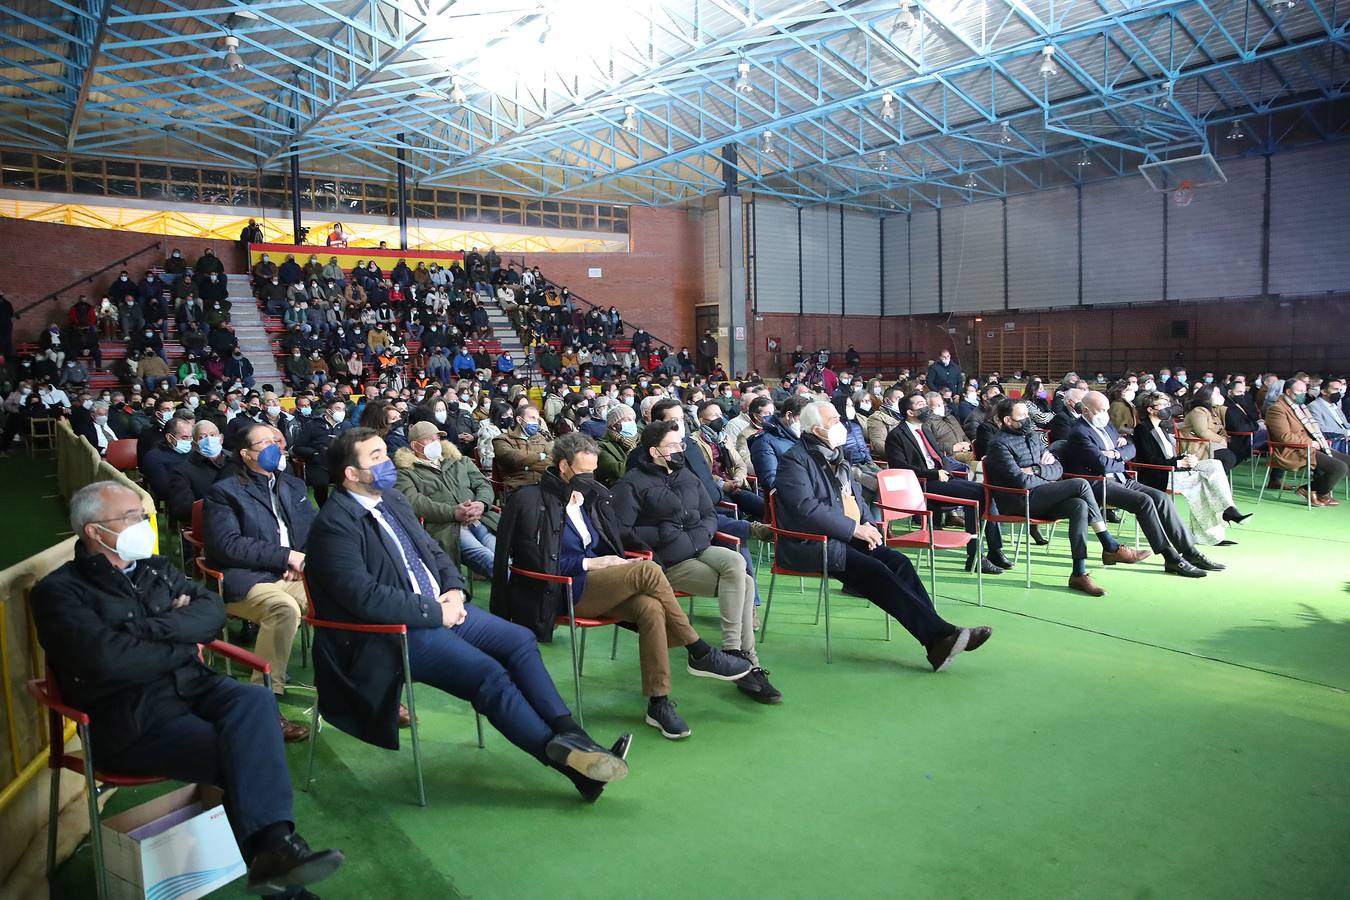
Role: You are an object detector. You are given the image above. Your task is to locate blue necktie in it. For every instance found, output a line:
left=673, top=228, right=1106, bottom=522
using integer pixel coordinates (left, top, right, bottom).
left=377, top=501, right=435, bottom=598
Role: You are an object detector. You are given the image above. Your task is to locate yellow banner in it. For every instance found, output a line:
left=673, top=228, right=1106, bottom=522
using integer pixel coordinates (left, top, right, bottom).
left=248, top=242, right=464, bottom=275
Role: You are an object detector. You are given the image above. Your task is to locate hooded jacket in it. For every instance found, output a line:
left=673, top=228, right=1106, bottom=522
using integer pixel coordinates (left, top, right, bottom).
left=392, top=440, right=499, bottom=561
left=611, top=457, right=716, bottom=568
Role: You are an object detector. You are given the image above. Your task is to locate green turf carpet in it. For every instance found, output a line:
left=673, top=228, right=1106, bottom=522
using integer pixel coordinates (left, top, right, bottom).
left=19, top=456, right=1345, bottom=900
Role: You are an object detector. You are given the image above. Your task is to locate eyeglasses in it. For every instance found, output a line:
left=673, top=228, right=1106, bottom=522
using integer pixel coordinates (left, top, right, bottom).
left=92, top=511, right=150, bottom=526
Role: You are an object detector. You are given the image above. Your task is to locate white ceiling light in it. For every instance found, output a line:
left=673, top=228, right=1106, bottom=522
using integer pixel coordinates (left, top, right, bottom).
left=999, top=122, right=1013, bottom=144
left=449, top=75, right=467, bottom=105
left=622, top=105, right=637, bottom=133
left=760, top=130, right=774, bottom=154
left=877, top=150, right=889, bottom=171
left=221, top=35, right=245, bottom=73
left=964, top=173, right=978, bottom=189
left=881, top=90, right=896, bottom=122
left=896, top=1, right=918, bottom=32
left=736, top=61, right=753, bottom=94
left=1038, top=46, right=1058, bottom=78
left=1268, top=0, right=1297, bottom=8
left=1156, top=80, right=1173, bottom=108
left=1226, top=120, right=1246, bottom=141
left=1077, top=149, right=1092, bottom=167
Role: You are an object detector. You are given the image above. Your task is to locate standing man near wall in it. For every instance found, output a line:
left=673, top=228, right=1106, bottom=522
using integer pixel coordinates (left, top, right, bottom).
left=926, top=350, right=964, bottom=395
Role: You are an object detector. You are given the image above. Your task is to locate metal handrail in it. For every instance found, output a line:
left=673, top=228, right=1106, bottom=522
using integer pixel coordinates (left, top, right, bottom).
left=14, top=240, right=164, bottom=318
left=504, top=256, right=675, bottom=352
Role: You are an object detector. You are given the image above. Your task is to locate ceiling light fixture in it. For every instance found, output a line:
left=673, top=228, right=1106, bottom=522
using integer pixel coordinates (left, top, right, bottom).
left=896, top=1, right=918, bottom=32
left=964, top=173, right=979, bottom=189
left=1156, top=80, right=1173, bottom=108
left=622, top=105, right=637, bottom=133
left=1038, top=46, right=1058, bottom=78
left=222, top=35, right=245, bottom=73
left=760, top=130, right=774, bottom=154
left=1226, top=120, right=1246, bottom=141
left=1268, top=0, right=1297, bottom=9
left=999, top=122, right=1013, bottom=144
left=736, top=61, right=753, bottom=94
left=878, top=150, right=889, bottom=171
left=449, top=75, right=467, bottom=105
left=1077, top=149, right=1092, bottom=167
left=881, top=90, right=896, bottom=122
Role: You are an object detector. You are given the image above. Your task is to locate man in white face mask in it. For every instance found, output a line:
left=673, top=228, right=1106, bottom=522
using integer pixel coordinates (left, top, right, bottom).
left=31, top=482, right=345, bottom=895
left=768, top=400, right=993, bottom=672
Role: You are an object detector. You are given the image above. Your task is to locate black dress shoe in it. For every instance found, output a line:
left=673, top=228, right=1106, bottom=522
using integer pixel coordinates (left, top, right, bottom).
left=1216, top=539, right=1238, bottom=546
left=964, top=556, right=1004, bottom=575
left=567, top=734, right=633, bottom=802
left=1103, top=509, right=1123, bottom=524
left=1164, top=558, right=1207, bottom=578
left=1029, top=525, right=1050, bottom=546
left=1184, top=552, right=1226, bottom=571
left=545, top=731, right=630, bottom=783
left=246, top=832, right=344, bottom=896
left=987, top=552, right=1014, bottom=570
left=1222, top=508, right=1254, bottom=524
left=926, top=629, right=971, bottom=672
left=965, top=626, right=993, bottom=652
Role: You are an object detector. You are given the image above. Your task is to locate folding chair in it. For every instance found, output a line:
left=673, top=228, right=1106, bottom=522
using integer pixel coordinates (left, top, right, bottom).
left=300, top=574, right=483, bottom=808
left=981, top=483, right=1057, bottom=589
left=104, top=438, right=138, bottom=473
left=508, top=567, right=621, bottom=726
left=875, top=468, right=981, bottom=607
left=27, top=415, right=56, bottom=455
left=1258, top=441, right=1314, bottom=510
left=29, top=642, right=268, bottom=900
left=1226, top=431, right=1259, bottom=490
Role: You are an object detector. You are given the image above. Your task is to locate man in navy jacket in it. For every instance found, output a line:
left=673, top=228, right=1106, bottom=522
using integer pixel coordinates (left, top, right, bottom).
left=308, top=427, right=631, bottom=800
left=772, top=400, right=991, bottom=672
left=1061, top=391, right=1223, bottom=578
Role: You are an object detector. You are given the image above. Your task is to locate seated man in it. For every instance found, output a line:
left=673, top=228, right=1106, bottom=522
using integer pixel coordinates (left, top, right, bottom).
left=32, top=482, right=344, bottom=895
left=309, top=428, right=631, bottom=800
left=495, top=432, right=751, bottom=740
left=596, top=404, right=638, bottom=487
left=1063, top=391, right=1226, bottom=578
left=394, top=420, right=499, bottom=578
left=1048, top=380, right=1089, bottom=444
left=983, top=398, right=1148, bottom=597
left=1308, top=377, right=1349, bottom=454
left=1266, top=376, right=1349, bottom=506
left=747, top=393, right=808, bottom=494
left=774, top=401, right=992, bottom=671
left=884, top=391, right=1008, bottom=575
left=614, top=421, right=780, bottom=705
left=166, top=419, right=228, bottom=524
left=141, top=412, right=195, bottom=503
left=924, top=391, right=976, bottom=466
left=203, top=422, right=316, bottom=741
left=492, top=404, right=553, bottom=496
left=865, top=386, right=904, bottom=458
left=690, top=400, right=765, bottom=520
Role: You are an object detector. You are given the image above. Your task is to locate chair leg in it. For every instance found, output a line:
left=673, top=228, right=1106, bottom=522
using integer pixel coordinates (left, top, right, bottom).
left=822, top=580, right=832, bottom=664
left=304, top=704, right=320, bottom=792
left=46, top=766, right=60, bottom=881
left=976, top=530, right=984, bottom=608
left=610, top=624, right=620, bottom=660
left=568, top=620, right=583, bottom=726
left=1257, top=474, right=1267, bottom=505
left=578, top=627, right=589, bottom=676
left=78, top=725, right=108, bottom=900
left=475, top=713, right=485, bottom=750
left=300, top=621, right=310, bottom=670
left=400, top=640, right=426, bottom=808
left=759, top=570, right=777, bottom=643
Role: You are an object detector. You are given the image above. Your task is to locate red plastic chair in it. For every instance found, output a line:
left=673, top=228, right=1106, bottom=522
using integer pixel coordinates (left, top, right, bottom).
left=104, top=438, right=138, bottom=472
left=1258, top=440, right=1315, bottom=509
left=875, top=468, right=982, bottom=607
left=29, top=642, right=268, bottom=900
left=981, top=483, right=1057, bottom=589
left=299, top=573, right=483, bottom=808
left=509, top=566, right=621, bottom=725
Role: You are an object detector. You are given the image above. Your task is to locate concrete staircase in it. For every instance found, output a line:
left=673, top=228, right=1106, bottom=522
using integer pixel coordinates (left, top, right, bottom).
left=223, top=273, right=282, bottom=386
left=480, top=292, right=535, bottom=384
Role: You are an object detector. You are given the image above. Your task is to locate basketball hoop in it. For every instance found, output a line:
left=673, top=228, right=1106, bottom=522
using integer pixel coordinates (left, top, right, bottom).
left=1172, top=179, right=1195, bottom=206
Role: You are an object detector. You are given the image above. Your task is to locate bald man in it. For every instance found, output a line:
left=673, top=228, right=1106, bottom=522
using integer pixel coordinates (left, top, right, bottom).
left=167, top=419, right=228, bottom=523
left=1060, top=390, right=1224, bottom=578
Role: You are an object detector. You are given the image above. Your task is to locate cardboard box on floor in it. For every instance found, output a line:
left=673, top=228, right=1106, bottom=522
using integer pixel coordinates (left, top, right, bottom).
left=99, top=784, right=246, bottom=900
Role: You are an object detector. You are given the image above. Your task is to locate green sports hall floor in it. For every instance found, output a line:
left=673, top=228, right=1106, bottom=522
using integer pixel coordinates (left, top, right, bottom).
left=6, top=454, right=1346, bottom=899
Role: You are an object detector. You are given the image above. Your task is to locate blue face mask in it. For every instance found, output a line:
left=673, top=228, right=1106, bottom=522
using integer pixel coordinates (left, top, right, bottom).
left=256, top=443, right=283, bottom=473
left=523, top=422, right=541, bottom=437
left=365, top=458, right=398, bottom=491
left=198, top=435, right=222, bottom=458
left=173, top=438, right=192, bottom=454
left=297, top=405, right=312, bottom=416
left=619, top=420, right=638, bottom=438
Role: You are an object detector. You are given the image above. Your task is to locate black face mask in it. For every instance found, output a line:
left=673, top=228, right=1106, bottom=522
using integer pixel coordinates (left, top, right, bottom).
left=662, top=451, right=686, bottom=471
left=914, top=408, right=932, bottom=423
left=568, top=471, right=597, bottom=494
left=1005, top=418, right=1034, bottom=436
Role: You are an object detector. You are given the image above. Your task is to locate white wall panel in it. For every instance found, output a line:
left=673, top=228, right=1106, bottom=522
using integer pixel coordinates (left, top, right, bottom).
left=798, top=204, right=832, bottom=315
left=909, top=208, right=940, bottom=313
left=843, top=210, right=882, bottom=315
left=701, top=207, right=720, bottom=308
left=1166, top=155, right=1264, bottom=300
left=1082, top=178, right=1164, bottom=305
left=752, top=200, right=801, bottom=314
left=941, top=199, right=1005, bottom=312
left=824, top=205, right=844, bottom=315
left=881, top=215, right=909, bottom=315
left=1007, top=186, right=1078, bottom=308
left=1269, top=144, right=1350, bottom=295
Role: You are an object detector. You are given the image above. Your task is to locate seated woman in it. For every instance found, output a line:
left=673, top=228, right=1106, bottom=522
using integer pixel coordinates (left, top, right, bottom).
left=1180, top=387, right=1238, bottom=473
left=1134, top=391, right=1251, bottom=545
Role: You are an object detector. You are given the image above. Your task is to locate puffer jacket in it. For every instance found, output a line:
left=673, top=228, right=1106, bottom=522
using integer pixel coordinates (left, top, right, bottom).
left=392, top=440, right=498, bottom=562
left=747, top=416, right=799, bottom=493
left=491, top=426, right=553, bottom=494
left=611, top=457, right=716, bottom=568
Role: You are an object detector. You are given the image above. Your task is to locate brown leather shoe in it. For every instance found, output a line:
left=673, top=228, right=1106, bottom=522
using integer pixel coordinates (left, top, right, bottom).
left=280, top=716, right=310, bottom=743
left=1319, top=494, right=1341, bottom=507
left=1102, top=546, right=1151, bottom=565
left=397, top=703, right=412, bottom=728
left=1068, top=574, right=1106, bottom=597
left=1296, top=487, right=1329, bottom=506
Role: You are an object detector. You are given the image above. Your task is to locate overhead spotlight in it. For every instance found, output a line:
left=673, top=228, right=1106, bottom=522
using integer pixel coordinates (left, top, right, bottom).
left=449, top=75, right=467, bottom=105
left=538, top=13, right=553, bottom=46
left=1038, top=46, right=1058, bottom=78
left=1077, top=149, right=1091, bottom=167
left=964, top=173, right=978, bottom=189
left=760, top=130, right=774, bottom=154
left=1226, top=120, right=1246, bottom=141
left=896, top=1, right=918, bottom=32
left=1268, top=0, right=1297, bottom=8
left=1156, top=80, right=1173, bottom=108
left=622, top=105, right=637, bottom=133
left=222, top=35, right=245, bottom=73
left=736, top=61, right=753, bottom=94
left=999, top=122, right=1013, bottom=144
left=878, top=150, right=889, bottom=171
left=881, top=90, right=896, bottom=122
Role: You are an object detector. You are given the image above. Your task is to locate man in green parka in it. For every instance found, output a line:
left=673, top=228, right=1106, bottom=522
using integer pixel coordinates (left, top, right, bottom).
left=393, top=420, right=499, bottom=577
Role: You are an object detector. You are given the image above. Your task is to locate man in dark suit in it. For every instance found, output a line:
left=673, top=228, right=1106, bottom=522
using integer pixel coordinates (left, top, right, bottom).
left=32, top=482, right=344, bottom=896
left=773, top=400, right=992, bottom=672
left=292, top=395, right=352, bottom=506
left=1048, top=381, right=1088, bottom=445
left=884, top=392, right=1008, bottom=574
left=1061, top=391, right=1224, bottom=579
left=166, top=419, right=228, bottom=523
left=203, top=421, right=317, bottom=741
left=306, top=427, right=631, bottom=801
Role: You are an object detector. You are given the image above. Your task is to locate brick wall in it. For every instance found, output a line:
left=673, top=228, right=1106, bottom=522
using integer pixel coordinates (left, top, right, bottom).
left=506, top=206, right=704, bottom=353
left=1, top=219, right=245, bottom=342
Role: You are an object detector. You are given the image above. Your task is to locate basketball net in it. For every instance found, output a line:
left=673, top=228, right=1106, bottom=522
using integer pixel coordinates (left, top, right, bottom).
left=1172, top=179, right=1195, bottom=206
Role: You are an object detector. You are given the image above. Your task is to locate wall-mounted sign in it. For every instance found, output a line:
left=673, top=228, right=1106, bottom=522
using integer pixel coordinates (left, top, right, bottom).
left=587, top=267, right=602, bottom=278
